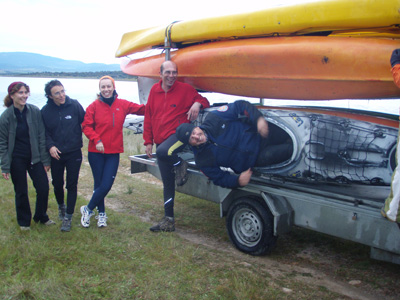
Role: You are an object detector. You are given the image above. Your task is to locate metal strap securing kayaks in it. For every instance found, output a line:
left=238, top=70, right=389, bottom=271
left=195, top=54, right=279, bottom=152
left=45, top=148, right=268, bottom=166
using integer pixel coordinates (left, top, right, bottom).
left=164, top=21, right=180, bottom=60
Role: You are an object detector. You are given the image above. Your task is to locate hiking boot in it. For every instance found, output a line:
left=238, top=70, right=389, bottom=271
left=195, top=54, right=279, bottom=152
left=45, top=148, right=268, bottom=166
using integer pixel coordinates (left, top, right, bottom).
left=44, top=219, right=56, bottom=226
left=80, top=205, right=94, bottom=228
left=60, top=218, right=72, bottom=232
left=150, top=216, right=175, bottom=232
left=175, top=160, right=188, bottom=186
left=96, top=212, right=108, bottom=228
left=58, top=204, right=66, bottom=220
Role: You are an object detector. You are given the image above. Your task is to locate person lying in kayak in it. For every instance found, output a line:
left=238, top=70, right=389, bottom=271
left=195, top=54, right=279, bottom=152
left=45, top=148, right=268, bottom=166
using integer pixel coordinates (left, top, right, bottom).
left=176, top=100, right=293, bottom=188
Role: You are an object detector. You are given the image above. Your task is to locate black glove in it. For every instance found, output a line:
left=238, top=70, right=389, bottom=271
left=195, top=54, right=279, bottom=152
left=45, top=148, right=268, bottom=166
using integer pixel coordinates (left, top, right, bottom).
left=390, top=49, right=400, bottom=67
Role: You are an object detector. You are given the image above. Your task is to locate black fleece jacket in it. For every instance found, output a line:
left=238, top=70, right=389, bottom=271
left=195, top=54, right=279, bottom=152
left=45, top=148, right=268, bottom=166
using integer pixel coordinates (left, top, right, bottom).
left=41, top=96, right=85, bottom=154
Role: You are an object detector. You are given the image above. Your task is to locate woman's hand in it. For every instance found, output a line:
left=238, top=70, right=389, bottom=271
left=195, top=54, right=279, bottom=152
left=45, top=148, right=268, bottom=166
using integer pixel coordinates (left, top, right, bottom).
left=49, top=146, right=61, bottom=160
left=96, top=141, right=105, bottom=153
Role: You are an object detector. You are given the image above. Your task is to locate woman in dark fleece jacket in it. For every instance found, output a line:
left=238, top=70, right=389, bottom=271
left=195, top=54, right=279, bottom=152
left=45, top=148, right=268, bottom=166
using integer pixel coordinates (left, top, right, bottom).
left=0, top=81, right=54, bottom=230
left=41, top=80, right=85, bottom=232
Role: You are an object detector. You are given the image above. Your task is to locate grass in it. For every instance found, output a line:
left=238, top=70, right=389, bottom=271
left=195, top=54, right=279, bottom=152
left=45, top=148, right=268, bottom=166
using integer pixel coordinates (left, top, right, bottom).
left=0, top=130, right=399, bottom=299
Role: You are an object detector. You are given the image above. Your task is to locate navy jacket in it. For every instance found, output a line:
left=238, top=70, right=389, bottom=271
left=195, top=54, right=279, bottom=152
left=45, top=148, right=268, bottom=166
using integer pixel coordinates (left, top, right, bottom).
left=41, top=96, right=85, bottom=154
left=192, top=100, right=263, bottom=188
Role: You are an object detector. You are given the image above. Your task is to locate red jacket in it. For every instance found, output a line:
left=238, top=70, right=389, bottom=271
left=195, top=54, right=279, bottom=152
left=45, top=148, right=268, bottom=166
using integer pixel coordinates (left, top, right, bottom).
left=144, top=80, right=210, bottom=145
left=83, top=97, right=145, bottom=153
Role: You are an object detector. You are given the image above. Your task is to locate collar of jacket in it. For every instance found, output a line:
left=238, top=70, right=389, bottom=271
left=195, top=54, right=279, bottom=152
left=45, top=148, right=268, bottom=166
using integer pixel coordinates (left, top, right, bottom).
left=154, top=80, right=179, bottom=93
left=46, top=95, right=72, bottom=107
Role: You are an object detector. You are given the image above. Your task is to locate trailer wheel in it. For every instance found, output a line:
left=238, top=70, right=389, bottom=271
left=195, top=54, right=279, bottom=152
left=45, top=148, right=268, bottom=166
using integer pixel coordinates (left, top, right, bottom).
left=226, top=198, right=277, bottom=256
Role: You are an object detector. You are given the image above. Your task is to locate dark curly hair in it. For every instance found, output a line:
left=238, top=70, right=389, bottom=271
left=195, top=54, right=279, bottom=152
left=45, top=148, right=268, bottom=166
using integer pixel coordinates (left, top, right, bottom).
left=44, top=79, right=63, bottom=100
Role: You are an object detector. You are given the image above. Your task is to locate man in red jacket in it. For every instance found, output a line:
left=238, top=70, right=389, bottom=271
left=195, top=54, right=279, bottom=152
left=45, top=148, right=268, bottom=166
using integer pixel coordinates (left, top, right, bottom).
left=144, top=60, right=210, bottom=232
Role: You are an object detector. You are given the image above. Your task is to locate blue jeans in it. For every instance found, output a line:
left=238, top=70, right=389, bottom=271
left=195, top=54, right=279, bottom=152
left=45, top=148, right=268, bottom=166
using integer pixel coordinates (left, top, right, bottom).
left=87, top=152, right=119, bottom=213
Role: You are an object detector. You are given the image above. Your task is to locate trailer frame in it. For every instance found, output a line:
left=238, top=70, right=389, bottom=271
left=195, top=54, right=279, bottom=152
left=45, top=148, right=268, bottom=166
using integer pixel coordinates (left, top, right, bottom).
left=130, top=153, right=400, bottom=264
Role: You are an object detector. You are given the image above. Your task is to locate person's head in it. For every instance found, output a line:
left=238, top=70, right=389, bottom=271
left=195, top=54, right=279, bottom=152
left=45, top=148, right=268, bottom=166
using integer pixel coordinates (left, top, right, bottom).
left=176, top=123, right=207, bottom=147
left=160, top=60, right=178, bottom=91
left=4, top=82, right=30, bottom=108
left=99, top=75, right=115, bottom=98
left=45, top=80, right=66, bottom=106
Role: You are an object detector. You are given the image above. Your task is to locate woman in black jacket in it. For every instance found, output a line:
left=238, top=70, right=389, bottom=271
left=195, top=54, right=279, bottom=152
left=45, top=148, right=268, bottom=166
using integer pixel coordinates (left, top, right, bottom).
left=41, top=80, right=85, bottom=232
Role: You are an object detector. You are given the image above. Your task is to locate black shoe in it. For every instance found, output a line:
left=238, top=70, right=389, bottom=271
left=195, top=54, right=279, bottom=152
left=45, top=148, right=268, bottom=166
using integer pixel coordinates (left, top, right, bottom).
left=175, top=160, right=188, bottom=186
left=150, top=216, right=175, bottom=232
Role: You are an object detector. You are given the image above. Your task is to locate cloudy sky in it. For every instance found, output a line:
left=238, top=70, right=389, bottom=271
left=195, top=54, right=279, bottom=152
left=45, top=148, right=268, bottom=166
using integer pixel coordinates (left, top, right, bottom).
left=0, top=0, right=303, bottom=65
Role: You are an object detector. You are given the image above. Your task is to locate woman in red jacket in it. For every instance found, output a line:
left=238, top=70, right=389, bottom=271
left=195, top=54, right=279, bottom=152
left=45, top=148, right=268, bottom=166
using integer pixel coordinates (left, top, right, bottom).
left=81, top=76, right=145, bottom=228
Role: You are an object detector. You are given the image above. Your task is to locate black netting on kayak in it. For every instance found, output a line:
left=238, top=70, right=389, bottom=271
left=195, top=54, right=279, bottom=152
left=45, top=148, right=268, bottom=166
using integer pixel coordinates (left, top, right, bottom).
left=304, top=114, right=396, bottom=185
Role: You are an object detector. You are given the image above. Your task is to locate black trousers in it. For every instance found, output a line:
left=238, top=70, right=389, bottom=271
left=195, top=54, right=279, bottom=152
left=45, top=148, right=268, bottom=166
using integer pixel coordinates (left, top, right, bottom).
left=50, top=149, right=82, bottom=215
left=10, top=157, right=50, bottom=226
left=156, top=134, right=186, bottom=218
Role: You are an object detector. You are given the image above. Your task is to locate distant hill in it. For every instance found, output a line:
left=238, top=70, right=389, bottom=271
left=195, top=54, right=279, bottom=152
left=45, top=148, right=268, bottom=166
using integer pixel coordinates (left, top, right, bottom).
left=0, top=52, right=121, bottom=74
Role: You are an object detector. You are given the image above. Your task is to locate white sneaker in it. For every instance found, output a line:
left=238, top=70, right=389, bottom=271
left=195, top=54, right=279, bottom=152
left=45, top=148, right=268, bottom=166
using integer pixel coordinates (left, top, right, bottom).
left=44, top=219, right=56, bottom=226
left=96, top=212, right=108, bottom=228
left=80, top=206, right=94, bottom=228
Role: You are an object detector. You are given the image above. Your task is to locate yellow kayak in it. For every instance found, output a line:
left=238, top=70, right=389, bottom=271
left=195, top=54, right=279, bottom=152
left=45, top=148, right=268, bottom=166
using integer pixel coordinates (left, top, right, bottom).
left=116, top=0, right=400, bottom=57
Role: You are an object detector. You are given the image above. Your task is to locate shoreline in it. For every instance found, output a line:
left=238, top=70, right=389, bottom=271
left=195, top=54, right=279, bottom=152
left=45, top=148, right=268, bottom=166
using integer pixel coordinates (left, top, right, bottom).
left=0, top=73, right=138, bottom=82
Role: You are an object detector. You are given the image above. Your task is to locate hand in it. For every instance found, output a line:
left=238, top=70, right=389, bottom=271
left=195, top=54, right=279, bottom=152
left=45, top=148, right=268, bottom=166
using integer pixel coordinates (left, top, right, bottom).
left=238, top=168, right=253, bottom=187
left=257, top=117, right=269, bottom=138
left=187, top=102, right=202, bottom=121
left=44, top=165, right=51, bottom=172
left=2, top=173, right=9, bottom=180
left=96, top=141, right=104, bottom=153
left=49, top=146, right=61, bottom=160
left=145, top=144, right=153, bottom=158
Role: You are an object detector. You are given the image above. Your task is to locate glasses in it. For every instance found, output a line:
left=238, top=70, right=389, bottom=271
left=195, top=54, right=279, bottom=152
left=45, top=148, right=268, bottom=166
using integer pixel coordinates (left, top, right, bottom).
left=53, top=90, right=66, bottom=97
left=163, top=71, right=177, bottom=76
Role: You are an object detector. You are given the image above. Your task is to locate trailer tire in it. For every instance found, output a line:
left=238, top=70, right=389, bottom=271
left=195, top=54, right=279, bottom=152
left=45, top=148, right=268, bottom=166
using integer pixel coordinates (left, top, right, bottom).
left=226, top=197, right=277, bottom=256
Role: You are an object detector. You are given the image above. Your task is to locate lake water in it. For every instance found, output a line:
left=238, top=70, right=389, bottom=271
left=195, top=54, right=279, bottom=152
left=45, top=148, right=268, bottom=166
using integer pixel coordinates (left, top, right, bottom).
left=1, top=76, right=400, bottom=116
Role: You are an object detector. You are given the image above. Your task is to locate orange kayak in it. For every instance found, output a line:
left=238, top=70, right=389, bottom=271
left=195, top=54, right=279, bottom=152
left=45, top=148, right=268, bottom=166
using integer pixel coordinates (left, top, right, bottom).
left=121, top=36, right=400, bottom=100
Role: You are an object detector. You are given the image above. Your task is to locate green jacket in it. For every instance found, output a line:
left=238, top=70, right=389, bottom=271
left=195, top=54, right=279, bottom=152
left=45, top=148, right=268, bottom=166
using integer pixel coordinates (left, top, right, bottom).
left=0, top=103, right=50, bottom=173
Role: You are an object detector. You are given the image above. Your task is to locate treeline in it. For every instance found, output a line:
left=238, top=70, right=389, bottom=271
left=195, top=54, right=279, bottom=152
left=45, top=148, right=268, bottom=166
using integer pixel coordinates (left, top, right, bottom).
left=1, top=71, right=138, bottom=81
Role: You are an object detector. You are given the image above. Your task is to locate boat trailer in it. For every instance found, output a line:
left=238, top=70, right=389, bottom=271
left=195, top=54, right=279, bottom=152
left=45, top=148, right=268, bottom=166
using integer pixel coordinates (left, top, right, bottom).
left=130, top=153, right=400, bottom=265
